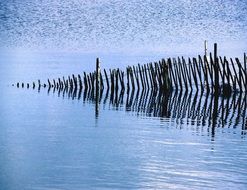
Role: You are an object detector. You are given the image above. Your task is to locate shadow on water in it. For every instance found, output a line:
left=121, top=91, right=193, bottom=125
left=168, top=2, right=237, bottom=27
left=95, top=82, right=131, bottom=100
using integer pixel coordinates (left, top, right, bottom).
left=38, top=85, right=247, bottom=138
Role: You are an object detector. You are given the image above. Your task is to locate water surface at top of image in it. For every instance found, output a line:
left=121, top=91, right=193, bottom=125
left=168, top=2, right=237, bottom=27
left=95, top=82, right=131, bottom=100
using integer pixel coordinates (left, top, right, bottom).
left=0, top=0, right=247, bottom=55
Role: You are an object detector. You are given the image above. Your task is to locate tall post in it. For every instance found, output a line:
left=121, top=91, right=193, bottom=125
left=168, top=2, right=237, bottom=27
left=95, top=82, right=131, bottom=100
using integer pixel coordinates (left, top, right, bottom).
left=214, top=43, right=219, bottom=94
left=95, top=58, right=100, bottom=118
left=244, top=53, right=247, bottom=92
left=204, top=40, right=208, bottom=57
left=96, top=58, right=100, bottom=93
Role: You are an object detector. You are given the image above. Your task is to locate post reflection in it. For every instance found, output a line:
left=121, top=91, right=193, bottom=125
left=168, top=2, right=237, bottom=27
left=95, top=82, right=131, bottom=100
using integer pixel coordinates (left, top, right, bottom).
left=38, top=85, right=247, bottom=137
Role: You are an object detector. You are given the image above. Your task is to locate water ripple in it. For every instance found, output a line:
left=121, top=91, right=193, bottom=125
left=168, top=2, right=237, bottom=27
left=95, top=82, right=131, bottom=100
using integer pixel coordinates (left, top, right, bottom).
left=0, top=0, right=247, bottom=54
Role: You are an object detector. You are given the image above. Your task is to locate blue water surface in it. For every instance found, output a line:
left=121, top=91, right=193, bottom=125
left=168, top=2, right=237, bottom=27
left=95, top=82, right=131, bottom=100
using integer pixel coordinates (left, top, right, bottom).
left=0, top=0, right=247, bottom=189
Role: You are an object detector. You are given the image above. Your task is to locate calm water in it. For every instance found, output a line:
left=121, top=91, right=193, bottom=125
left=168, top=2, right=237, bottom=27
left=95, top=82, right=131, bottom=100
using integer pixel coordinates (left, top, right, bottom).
left=1, top=0, right=247, bottom=189
left=0, top=53, right=247, bottom=190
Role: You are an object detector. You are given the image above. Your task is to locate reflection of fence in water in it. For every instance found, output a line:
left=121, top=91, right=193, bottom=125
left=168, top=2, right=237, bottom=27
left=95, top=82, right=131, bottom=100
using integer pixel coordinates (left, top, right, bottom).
left=14, top=43, right=247, bottom=134
left=46, top=84, right=247, bottom=134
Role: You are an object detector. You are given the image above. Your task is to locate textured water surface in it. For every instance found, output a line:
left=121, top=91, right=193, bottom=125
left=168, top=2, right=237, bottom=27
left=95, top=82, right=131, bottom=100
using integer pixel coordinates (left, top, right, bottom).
left=0, top=54, right=247, bottom=190
left=0, top=0, right=247, bottom=55
left=0, top=0, right=247, bottom=189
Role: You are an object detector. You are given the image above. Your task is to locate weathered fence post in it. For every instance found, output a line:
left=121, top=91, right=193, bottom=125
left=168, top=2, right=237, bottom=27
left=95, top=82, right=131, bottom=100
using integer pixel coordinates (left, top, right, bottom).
left=95, top=58, right=100, bottom=118
left=214, top=43, right=220, bottom=94
left=244, top=53, right=247, bottom=92
left=104, top=69, right=109, bottom=90
left=96, top=58, right=100, bottom=94
left=204, top=40, right=208, bottom=57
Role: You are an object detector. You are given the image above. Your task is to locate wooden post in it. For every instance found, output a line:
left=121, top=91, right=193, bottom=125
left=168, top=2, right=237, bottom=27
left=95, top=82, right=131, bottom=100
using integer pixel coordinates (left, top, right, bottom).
left=214, top=43, right=220, bottom=94
left=189, top=58, right=198, bottom=91
left=104, top=69, right=109, bottom=90
left=89, top=72, right=94, bottom=90
left=110, top=69, right=114, bottom=93
left=78, top=74, right=83, bottom=89
left=147, top=64, right=153, bottom=89
left=130, top=67, right=135, bottom=90
left=178, top=57, right=188, bottom=91
left=72, top=74, right=77, bottom=89
left=96, top=58, right=100, bottom=95
left=166, top=59, right=173, bottom=90
left=62, top=77, right=66, bottom=88
left=144, top=64, right=149, bottom=89
left=133, top=66, right=140, bottom=90
left=84, top=72, right=88, bottom=90
left=115, top=69, right=119, bottom=92
left=95, top=58, right=100, bottom=118
left=118, top=70, right=125, bottom=90
left=245, top=53, right=247, bottom=92
left=206, top=54, right=214, bottom=90
left=193, top=58, right=203, bottom=90
left=168, top=58, right=177, bottom=90
left=52, top=79, right=55, bottom=88
left=164, top=62, right=170, bottom=91
left=100, top=72, right=104, bottom=90
left=126, top=67, right=130, bottom=92
left=204, top=40, right=208, bottom=57
left=225, top=57, right=235, bottom=91
left=219, top=57, right=225, bottom=85
left=184, top=57, right=192, bottom=90
left=138, top=64, right=144, bottom=89
left=68, top=76, right=73, bottom=88
left=231, top=58, right=242, bottom=92
left=118, top=70, right=122, bottom=90
left=174, top=58, right=183, bottom=90
left=155, top=62, right=162, bottom=89
left=150, top=63, right=157, bottom=89
left=200, top=55, right=209, bottom=91
left=48, top=79, right=51, bottom=88
left=65, top=78, right=69, bottom=88
left=235, top=58, right=245, bottom=91
left=87, top=74, right=91, bottom=89
left=58, top=78, right=62, bottom=88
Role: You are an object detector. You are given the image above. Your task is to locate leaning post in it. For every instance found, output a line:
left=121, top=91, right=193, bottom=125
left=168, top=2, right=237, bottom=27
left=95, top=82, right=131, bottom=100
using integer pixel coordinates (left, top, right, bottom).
left=244, top=53, right=247, bottom=92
